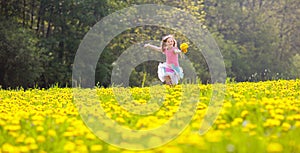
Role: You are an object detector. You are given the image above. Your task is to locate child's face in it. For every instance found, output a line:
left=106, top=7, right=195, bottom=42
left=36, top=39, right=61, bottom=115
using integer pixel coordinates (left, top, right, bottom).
left=166, top=38, right=174, bottom=47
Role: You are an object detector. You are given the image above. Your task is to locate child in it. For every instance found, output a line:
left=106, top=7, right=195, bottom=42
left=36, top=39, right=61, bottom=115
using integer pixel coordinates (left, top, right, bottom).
left=144, top=35, right=184, bottom=85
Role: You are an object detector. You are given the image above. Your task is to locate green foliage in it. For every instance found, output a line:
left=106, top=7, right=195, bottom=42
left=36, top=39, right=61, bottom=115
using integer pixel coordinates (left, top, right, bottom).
left=205, top=0, right=299, bottom=81
left=0, top=19, right=46, bottom=88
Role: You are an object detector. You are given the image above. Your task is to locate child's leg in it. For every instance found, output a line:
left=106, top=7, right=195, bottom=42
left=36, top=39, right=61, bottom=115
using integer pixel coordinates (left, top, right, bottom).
left=164, top=76, right=171, bottom=85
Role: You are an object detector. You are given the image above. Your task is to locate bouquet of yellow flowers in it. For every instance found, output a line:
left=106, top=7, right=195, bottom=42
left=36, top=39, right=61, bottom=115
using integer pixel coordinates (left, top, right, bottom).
left=180, top=43, right=189, bottom=53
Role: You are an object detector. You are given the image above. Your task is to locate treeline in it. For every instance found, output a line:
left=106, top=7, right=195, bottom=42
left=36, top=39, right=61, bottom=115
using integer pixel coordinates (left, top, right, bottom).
left=205, top=0, right=300, bottom=82
left=0, top=0, right=299, bottom=88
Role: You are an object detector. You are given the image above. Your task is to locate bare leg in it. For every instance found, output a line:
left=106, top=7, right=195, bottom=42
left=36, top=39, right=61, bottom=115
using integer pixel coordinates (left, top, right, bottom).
left=165, top=76, right=171, bottom=85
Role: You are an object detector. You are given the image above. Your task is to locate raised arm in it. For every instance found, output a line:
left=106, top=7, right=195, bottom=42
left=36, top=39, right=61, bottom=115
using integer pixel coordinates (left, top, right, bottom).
left=173, top=47, right=185, bottom=59
left=174, top=47, right=182, bottom=54
left=144, top=44, right=162, bottom=52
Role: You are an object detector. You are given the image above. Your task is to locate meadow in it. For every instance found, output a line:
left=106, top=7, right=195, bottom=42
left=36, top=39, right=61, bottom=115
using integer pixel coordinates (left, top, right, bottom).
left=1, top=79, right=300, bottom=153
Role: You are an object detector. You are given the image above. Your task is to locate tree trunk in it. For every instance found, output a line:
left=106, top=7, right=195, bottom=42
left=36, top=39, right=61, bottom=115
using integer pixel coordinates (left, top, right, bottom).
left=30, top=0, right=34, bottom=29
left=278, top=0, right=287, bottom=61
left=1, top=0, right=8, bottom=19
left=46, top=4, right=53, bottom=38
left=259, top=0, right=263, bottom=9
left=36, top=0, right=44, bottom=35
left=22, top=0, right=26, bottom=27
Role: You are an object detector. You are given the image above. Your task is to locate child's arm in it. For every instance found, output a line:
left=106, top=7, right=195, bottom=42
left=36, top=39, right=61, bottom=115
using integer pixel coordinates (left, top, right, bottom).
left=174, top=47, right=185, bottom=59
left=144, top=44, right=161, bottom=52
left=174, top=48, right=182, bottom=54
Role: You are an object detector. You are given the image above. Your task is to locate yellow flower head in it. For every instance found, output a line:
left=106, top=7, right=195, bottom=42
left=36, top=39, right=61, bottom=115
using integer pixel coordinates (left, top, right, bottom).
left=267, top=142, right=283, bottom=153
left=180, top=43, right=189, bottom=53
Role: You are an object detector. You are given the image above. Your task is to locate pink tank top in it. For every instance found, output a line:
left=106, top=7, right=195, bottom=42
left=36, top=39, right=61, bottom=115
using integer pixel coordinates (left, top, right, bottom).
left=164, top=47, right=179, bottom=66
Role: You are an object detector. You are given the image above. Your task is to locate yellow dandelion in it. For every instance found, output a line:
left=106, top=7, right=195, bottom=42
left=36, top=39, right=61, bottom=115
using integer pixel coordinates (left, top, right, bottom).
left=28, top=143, right=38, bottom=150
left=90, top=144, right=103, bottom=152
left=38, top=150, right=47, bottom=153
left=205, top=130, right=222, bottom=142
left=121, top=150, right=140, bottom=153
left=162, top=146, right=183, bottom=153
left=55, top=117, right=66, bottom=124
left=16, top=134, right=26, bottom=143
left=286, top=116, right=294, bottom=121
left=274, top=114, right=284, bottom=120
left=281, top=122, right=291, bottom=131
left=294, top=121, right=300, bottom=128
left=242, top=127, right=250, bottom=133
left=5, top=124, right=21, bottom=131
left=36, top=126, right=44, bottom=132
left=241, top=110, right=249, bottom=118
left=8, top=131, right=19, bottom=138
left=86, top=133, right=96, bottom=140
left=185, top=134, right=206, bottom=146
left=36, top=135, right=46, bottom=143
left=63, top=141, right=76, bottom=152
left=265, top=105, right=274, bottom=110
left=63, top=131, right=74, bottom=137
left=245, top=123, right=257, bottom=129
left=218, top=124, right=228, bottom=129
left=2, top=143, right=16, bottom=153
left=32, top=120, right=43, bottom=126
left=47, top=129, right=57, bottom=137
left=75, top=140, right=85, bottom=145
left=0, top=119, right=5, bottom=126
left=294, top=114, right=300, bottom=120
left=231, top=118, right=243, bottom=126
left=11, top=119, right=20, bottom=125
left=267, top=142, right=283, bottom=153
left=18, top=145, right=30, bottom=152
left=271, top=134, right=278, bottom=139
left=77, top=145, right=88, bottom=152
left=264, top=119, right=281, bottom=127
left=24, top=137, right=36, bottom=144
left=249, top=131, right=256, bottom=136
left=115, top=117, right=126, bottom=123
left=223, top=102, right=232, bottom=108
left=31, top=115, right=44, bottom=121
left=275, top=109, right=284, bottom=114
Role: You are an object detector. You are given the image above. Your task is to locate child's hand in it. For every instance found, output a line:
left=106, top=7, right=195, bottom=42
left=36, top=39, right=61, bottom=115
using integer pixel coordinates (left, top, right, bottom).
left=144, top=44, right=149, bottom=48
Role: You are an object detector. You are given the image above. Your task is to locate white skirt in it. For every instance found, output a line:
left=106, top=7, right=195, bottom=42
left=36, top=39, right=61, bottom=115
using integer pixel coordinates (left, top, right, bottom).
left=157, top=62, right=184, bottom=85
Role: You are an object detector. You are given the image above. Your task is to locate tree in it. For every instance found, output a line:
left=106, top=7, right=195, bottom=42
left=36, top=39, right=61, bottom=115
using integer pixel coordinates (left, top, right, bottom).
left=204, top=0, right=300, bottom=81
left=0, top=0, right=208, bottom=88
left=0, top=19, right=46, bottom=88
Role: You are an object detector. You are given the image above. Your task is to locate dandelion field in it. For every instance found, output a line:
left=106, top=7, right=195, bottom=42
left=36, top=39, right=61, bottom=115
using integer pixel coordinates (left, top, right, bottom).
left=1, top=80, right=300, bottom=153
